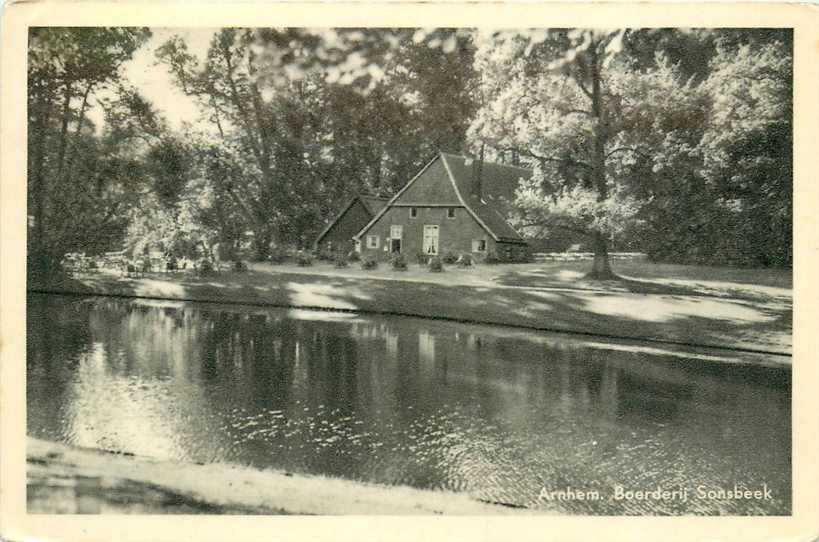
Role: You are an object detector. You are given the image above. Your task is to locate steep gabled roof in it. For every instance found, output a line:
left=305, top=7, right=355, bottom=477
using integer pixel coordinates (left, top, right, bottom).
left=440, top=153, right=532, bottom=243
left=314, top=194, right=390, bottom=248
left=354, top=153, right=532, bottom=245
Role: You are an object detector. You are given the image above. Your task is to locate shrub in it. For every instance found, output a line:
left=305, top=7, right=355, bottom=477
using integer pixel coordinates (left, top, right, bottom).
left=428, top=256, right=444, bottom=272
left=360, top=257, right=379, bottom=270
left=198, top=258, right=217, bottom=276
left=415, top=252, right=430, bottom=265
left=347, top=250, right=361, bottom=262
left=317, top=249, right=335, bottom=262
left=296, top=251, right=313, bottom=267
left=269, top=246, right=289, bottom=265
left=456, top=253, right=473, bottom=267
left=390, top=253, right=408, bottom=271
left=442, top=251, right=458, bottom=265
left=233, top=260, right=249, bottom=272
left=483, top=251, right=500, bottom=264
left=334, top=252, right=349, bottom=268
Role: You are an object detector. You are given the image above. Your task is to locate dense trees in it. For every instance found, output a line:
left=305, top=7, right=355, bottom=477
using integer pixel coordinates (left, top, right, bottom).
left=470, top=28, right=792, bottom=276
left=155, top=28, right=478, bottom=258
left=27, top=27, right=792, bottom=279
left=27, top=27, right=156, bottom=278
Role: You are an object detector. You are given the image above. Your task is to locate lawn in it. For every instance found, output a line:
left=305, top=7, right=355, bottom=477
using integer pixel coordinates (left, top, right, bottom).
left=34, top=259, right=792, bottom=362
left=492, top=260, right=792, bottom=302
left=245, top=259, right=791, bottom=303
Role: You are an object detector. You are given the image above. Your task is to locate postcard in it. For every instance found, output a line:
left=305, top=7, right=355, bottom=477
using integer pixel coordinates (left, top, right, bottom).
left=1, top=2, right=817, bottom=541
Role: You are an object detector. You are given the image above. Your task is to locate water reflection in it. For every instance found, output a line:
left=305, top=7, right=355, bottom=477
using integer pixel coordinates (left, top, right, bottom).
left=27, top=293, right=791, bottom=515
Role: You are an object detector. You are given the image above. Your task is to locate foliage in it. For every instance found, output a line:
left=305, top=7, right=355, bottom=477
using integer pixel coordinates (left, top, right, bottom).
left=471, top=28, right=791, bottom=271
left=427, top=256, right=444, bottom=272
left=295, top=251, right=314, bottom=267
left=390, top=253, right=408, bottom=271
left=483, top=251, right=500, bottom=264
left=146, top=136, right=196, bottom=209
left=360, top=257, right=379, bottom=270
left=334, top=253, right=349, bottom=268
left=27, top=27, right=792, bottom=285
left=347, top=250, right=361, bottom=262
left=197, top=258, right=217, bottom=276
left=27, top=27, right=155, bottom=279
left=456, top=254, right=473, bottom=267
left=232, top=260, right=249, bottom=272
left=156, top=28, right=480, bottom=260
left=442, top=251, right=459, bottom=265
left=268, top=246, right=289, bottom=265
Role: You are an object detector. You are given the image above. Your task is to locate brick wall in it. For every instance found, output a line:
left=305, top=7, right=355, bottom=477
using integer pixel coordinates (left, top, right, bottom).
left=359, top=206, right=494, bottom=261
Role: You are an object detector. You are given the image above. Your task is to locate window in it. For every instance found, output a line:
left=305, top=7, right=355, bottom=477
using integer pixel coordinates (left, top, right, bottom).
left=366, top=235, right=380, bottom=249
left=447, top=207, right=456, bottom=219
left=410, top=207, right=418, bottom=219
left=389, top=226, right=403, bottom=254
left=472, top=239, right=487, bottom=252
left=423, top=225, right=439, bottom=255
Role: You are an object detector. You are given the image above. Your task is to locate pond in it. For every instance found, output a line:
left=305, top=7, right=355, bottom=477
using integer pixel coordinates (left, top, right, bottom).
left=26, top=293, right=791, bottom=515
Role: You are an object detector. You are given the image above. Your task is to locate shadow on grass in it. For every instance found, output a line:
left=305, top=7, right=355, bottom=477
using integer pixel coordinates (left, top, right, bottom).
left=494, top=264, right=792, bottom=304
left=30, top=267, right=792, bottom=356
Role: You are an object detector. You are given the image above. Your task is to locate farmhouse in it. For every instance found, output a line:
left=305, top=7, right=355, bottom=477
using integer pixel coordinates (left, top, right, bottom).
left=353, top=153, right=533, bottom=262
left=314, top=194, right=390, bottom=254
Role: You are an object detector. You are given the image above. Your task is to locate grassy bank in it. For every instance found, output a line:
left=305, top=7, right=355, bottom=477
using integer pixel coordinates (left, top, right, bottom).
left=31, top=261, right=792, bottom=361
left=27, top=438, right=526, bottom=515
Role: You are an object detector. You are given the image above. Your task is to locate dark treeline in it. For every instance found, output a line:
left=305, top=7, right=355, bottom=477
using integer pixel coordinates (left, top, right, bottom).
left=27, top=28, right=791, bottom=279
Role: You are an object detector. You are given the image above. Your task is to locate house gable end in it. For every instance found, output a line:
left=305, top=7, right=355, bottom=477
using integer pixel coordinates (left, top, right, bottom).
left=315, top=197, right=370, bottom=249
left=392, top=159, right=461, bottom=205
left=354, top=154, right=442, bottom=241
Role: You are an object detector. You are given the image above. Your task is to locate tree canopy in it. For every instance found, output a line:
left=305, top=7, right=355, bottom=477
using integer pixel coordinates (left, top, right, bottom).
left=27, top=27, right=792, bottom=277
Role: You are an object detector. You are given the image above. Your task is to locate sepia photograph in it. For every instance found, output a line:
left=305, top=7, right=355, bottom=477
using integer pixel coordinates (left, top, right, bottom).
left=4, top=6, right=810, bottom=532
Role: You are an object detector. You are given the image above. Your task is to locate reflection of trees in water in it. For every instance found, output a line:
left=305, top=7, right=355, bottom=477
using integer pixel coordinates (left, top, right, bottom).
left=27, top=295, right=791, bottom=513
left=27, top=295, right=94, bottom=436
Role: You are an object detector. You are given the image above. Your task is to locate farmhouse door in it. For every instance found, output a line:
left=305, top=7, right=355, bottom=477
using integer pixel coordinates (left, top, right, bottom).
left=423, top=225, right=439, bottom=255
left=390, top=225, right=403, bottom=253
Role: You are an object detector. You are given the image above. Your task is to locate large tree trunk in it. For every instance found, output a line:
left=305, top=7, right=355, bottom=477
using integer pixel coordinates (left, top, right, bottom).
left=584, top=40, right=617, bottom=281
left=588, top=231, right=617, bottom=280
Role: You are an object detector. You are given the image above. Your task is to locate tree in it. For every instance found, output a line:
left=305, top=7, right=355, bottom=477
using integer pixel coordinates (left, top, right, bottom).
left=27, top=27, right=154, bottom=277
left=158, top=28, right=481, bottom=256
left=158, top=29, right=333, bottom=258
left=471, top=30, right=708, bottom=278
left=698, top=36, right=792, bottom=267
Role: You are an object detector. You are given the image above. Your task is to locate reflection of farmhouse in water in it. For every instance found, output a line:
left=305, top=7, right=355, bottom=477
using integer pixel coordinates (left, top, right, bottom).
left=317, top=153, right=535, bottom=262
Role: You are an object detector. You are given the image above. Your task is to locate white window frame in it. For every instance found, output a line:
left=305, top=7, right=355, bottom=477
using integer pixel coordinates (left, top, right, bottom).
left=423, top=225, right=439, bottom=256
left=447, top=207, right=457, bottom=219
left=366, top=235, right=380, bottom=249
left=409, top=207, right=418, bottom=219
left=473, top=239, right=487, bottom=253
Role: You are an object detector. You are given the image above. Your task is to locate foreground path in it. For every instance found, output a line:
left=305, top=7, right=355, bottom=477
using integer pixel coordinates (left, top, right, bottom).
left=32, top=267, right=792, bottom=362
left=27, top=438, right=524, bottom=515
